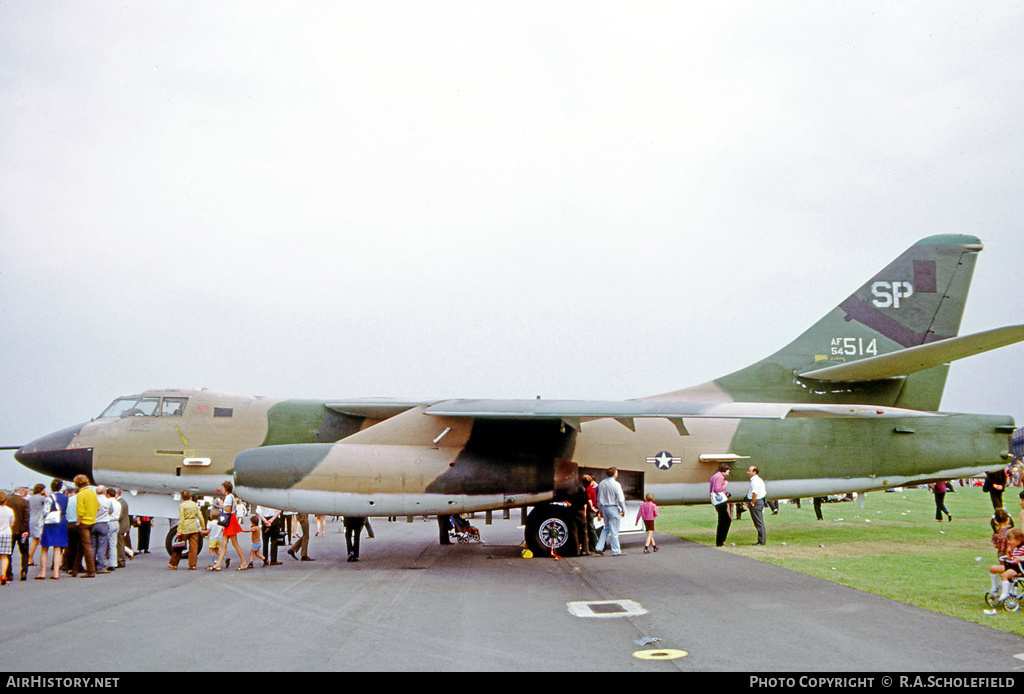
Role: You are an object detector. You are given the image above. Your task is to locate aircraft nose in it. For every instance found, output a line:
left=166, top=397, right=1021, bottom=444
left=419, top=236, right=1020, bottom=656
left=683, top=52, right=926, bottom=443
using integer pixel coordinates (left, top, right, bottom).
left=14, top=423, right=94, bottom=483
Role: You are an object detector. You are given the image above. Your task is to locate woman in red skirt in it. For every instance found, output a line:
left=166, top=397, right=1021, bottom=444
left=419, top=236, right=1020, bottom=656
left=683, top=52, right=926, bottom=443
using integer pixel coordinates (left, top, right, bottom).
left=209, top=481, right=248, bottom=571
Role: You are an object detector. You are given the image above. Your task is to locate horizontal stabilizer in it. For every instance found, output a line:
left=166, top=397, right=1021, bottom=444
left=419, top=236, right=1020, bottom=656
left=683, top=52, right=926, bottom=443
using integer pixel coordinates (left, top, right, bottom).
left=798, top=325, right=1024, bottom=383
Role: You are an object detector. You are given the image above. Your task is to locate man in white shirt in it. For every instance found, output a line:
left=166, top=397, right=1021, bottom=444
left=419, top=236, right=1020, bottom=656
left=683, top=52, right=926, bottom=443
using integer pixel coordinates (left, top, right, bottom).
left=256, top=505, right=284, bottom=566
left=594, top=468, right=627, bottom=556
left=745, top=466, right=768, bottom=546
left=63, top=487, right=78, bottom=574
left=105, top=488, right=121, bottom=570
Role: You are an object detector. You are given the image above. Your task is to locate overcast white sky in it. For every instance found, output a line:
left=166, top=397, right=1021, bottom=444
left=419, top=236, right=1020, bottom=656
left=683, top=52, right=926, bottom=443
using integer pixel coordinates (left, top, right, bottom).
left=3, top=2, right=1024, bottom=488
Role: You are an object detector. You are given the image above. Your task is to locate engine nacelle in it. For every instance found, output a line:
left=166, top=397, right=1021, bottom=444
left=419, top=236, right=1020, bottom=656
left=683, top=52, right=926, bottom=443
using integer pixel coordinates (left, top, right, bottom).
left=234, top=442, right=577, bottom=516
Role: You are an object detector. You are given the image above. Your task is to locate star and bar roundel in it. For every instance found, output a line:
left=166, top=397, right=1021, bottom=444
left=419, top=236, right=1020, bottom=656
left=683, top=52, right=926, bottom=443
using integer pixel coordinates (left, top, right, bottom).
left=646, top=451, right=680, bottom=471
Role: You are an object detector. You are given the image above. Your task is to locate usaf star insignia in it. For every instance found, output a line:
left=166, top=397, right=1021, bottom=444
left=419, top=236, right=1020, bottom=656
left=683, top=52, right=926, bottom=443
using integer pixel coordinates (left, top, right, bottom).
left=647, top=451, right=680, bottom=470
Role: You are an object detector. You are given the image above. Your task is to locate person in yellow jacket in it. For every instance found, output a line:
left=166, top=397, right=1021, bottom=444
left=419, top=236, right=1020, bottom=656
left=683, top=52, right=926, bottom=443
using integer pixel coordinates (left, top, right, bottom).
left=169, top=490, right=206, bottom=570
left=72, top=475, right=98, bottom=578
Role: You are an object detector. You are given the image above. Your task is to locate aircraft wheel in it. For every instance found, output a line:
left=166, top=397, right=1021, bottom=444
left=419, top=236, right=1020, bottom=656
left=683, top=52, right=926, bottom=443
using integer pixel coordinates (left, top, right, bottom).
left=525, top=504, right=575, bottom=558
left=164, top=524, right=205, bottom=558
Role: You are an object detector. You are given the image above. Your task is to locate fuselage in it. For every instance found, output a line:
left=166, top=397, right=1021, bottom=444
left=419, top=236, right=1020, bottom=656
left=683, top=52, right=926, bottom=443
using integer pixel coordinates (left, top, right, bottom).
left=16, top=389, right=1014, bottom=517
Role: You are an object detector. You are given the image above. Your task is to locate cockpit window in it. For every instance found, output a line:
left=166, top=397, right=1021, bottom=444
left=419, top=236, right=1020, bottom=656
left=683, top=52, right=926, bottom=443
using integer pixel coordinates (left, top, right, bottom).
left=101, top=397, right=142, bottom=418
left=129, top=398, right=160, bottom=416
left=161, top=397, right=188, bottom=417
left=100, top=396, right=184, bottom=418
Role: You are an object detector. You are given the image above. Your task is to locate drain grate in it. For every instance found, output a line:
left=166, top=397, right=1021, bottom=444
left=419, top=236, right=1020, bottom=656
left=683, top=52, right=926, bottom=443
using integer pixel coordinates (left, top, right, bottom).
left=566, top=599, right=647, bottom=618
left=589, top=602, right=628, bottom=614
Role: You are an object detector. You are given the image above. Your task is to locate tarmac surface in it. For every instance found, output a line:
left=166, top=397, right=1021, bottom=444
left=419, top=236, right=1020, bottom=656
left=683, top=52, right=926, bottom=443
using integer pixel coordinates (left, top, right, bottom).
left=1, top=515, right=1023, bottom=673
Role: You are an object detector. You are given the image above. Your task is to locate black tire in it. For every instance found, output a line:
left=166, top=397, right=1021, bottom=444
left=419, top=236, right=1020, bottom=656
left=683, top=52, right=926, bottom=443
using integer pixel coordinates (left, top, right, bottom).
left=525, top=504, right=576, bottom=558
left=164, top=524, right=205, bottom=558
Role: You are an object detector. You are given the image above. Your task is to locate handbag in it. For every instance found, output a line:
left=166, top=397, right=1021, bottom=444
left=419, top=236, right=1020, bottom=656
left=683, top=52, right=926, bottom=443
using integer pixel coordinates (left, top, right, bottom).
left=217, top=495, right=233, bottom=527
left=44, top=496, right=62, bottom=524
left=710, top=491, right=728, bottom=506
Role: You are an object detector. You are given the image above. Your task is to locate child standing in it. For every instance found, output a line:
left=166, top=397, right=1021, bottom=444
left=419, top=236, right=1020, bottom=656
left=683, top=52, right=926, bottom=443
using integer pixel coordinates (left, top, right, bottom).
left=991, top=508, right=1014, bottom=559
left=637, top=493, right=659, bottom=554
left=989, top=527, right=1024, bottom=603
left=245, top=516, right=265, bottom=570
left=207, top=511, right=224, bottom=568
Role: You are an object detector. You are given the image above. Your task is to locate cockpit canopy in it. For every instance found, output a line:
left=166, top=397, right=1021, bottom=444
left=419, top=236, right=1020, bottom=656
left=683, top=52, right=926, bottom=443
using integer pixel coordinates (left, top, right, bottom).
left=100, top=395, right=188, bottom=418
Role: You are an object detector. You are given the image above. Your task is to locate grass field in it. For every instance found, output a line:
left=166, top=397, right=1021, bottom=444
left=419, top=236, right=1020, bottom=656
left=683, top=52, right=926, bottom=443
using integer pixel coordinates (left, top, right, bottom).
left=657, top=486, right=1024, bottom=637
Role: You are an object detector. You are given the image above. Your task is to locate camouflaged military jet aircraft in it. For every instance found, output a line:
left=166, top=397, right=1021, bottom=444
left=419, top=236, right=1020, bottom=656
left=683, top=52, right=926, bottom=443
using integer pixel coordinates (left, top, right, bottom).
left=14, top=235, right=1024, bottom=557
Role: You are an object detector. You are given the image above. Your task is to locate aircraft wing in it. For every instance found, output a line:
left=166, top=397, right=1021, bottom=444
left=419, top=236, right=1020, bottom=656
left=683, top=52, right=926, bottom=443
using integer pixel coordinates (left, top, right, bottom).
left=424, top=399, right=792, bottom=435
left=797, top=324, right=1024, bottom=383
left=325, top=399, right=430, bottom=419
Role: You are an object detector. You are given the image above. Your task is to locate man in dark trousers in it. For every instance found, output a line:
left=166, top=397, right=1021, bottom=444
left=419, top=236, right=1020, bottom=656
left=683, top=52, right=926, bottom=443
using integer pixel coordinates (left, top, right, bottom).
left=437, top=515, right=452, bottom=545
left=570, top=476, right=590, bottom=556
left=984, top=468, right=1008, bottom=510
left=256, top=506, right=284, bottom=566
left=745, top=465, right=767, bottom=546
left=344, top=516, right=366, bottom=562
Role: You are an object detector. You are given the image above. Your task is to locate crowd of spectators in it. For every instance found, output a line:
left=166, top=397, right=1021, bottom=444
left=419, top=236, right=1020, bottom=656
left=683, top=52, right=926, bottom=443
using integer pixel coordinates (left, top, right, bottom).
left=0, top=476, right=142, bottom=584
left=0, top=477, right=331, bottom=584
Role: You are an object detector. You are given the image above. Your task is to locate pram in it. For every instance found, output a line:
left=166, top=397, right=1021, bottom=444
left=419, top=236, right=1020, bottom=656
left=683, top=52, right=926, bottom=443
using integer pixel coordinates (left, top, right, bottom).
left=449, top=514, right=482, bottom=544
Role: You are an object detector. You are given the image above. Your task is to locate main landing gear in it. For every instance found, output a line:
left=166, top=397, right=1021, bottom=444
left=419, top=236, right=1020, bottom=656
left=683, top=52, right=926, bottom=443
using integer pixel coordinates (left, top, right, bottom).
left=524, top=502, right=576, bottom=558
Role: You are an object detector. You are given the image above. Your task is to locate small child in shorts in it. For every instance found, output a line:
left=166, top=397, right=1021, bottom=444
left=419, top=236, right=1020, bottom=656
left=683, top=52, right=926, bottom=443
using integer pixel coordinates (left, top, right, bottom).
left=206, top=512, right=224, bottom=568
left=246, top=515, right=265, bottom=569
left=636, top=493, right=659, bottom=553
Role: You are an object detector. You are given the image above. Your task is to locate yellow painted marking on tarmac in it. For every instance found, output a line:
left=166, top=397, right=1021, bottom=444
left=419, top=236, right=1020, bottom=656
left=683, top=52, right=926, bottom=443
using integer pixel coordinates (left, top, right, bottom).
left=633, top=649, right=687, bottom=661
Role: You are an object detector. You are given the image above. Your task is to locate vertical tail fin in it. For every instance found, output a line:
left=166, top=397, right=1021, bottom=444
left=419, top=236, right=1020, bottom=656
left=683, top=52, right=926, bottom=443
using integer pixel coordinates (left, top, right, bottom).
left=649, top=235, right=984, bottom=409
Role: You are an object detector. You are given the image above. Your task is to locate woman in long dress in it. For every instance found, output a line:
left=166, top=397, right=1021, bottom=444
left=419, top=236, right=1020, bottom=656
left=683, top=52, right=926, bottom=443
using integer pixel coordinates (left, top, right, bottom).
left=27, top=483, right=46, bottom=568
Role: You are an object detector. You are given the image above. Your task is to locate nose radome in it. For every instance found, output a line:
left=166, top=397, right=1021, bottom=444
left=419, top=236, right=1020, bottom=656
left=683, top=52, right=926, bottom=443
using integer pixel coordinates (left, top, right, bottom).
left=14, top=423, right=94, bottom=483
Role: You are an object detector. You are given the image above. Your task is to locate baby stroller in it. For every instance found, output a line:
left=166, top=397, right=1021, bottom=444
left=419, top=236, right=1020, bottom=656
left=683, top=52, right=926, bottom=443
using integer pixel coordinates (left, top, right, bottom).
left=449, top=514, right=482, bottom=544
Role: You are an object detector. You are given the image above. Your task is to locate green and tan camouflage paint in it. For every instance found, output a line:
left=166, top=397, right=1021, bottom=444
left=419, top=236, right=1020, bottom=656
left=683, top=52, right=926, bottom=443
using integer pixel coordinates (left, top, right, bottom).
left=16, top=235, right=1019, bottom=524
